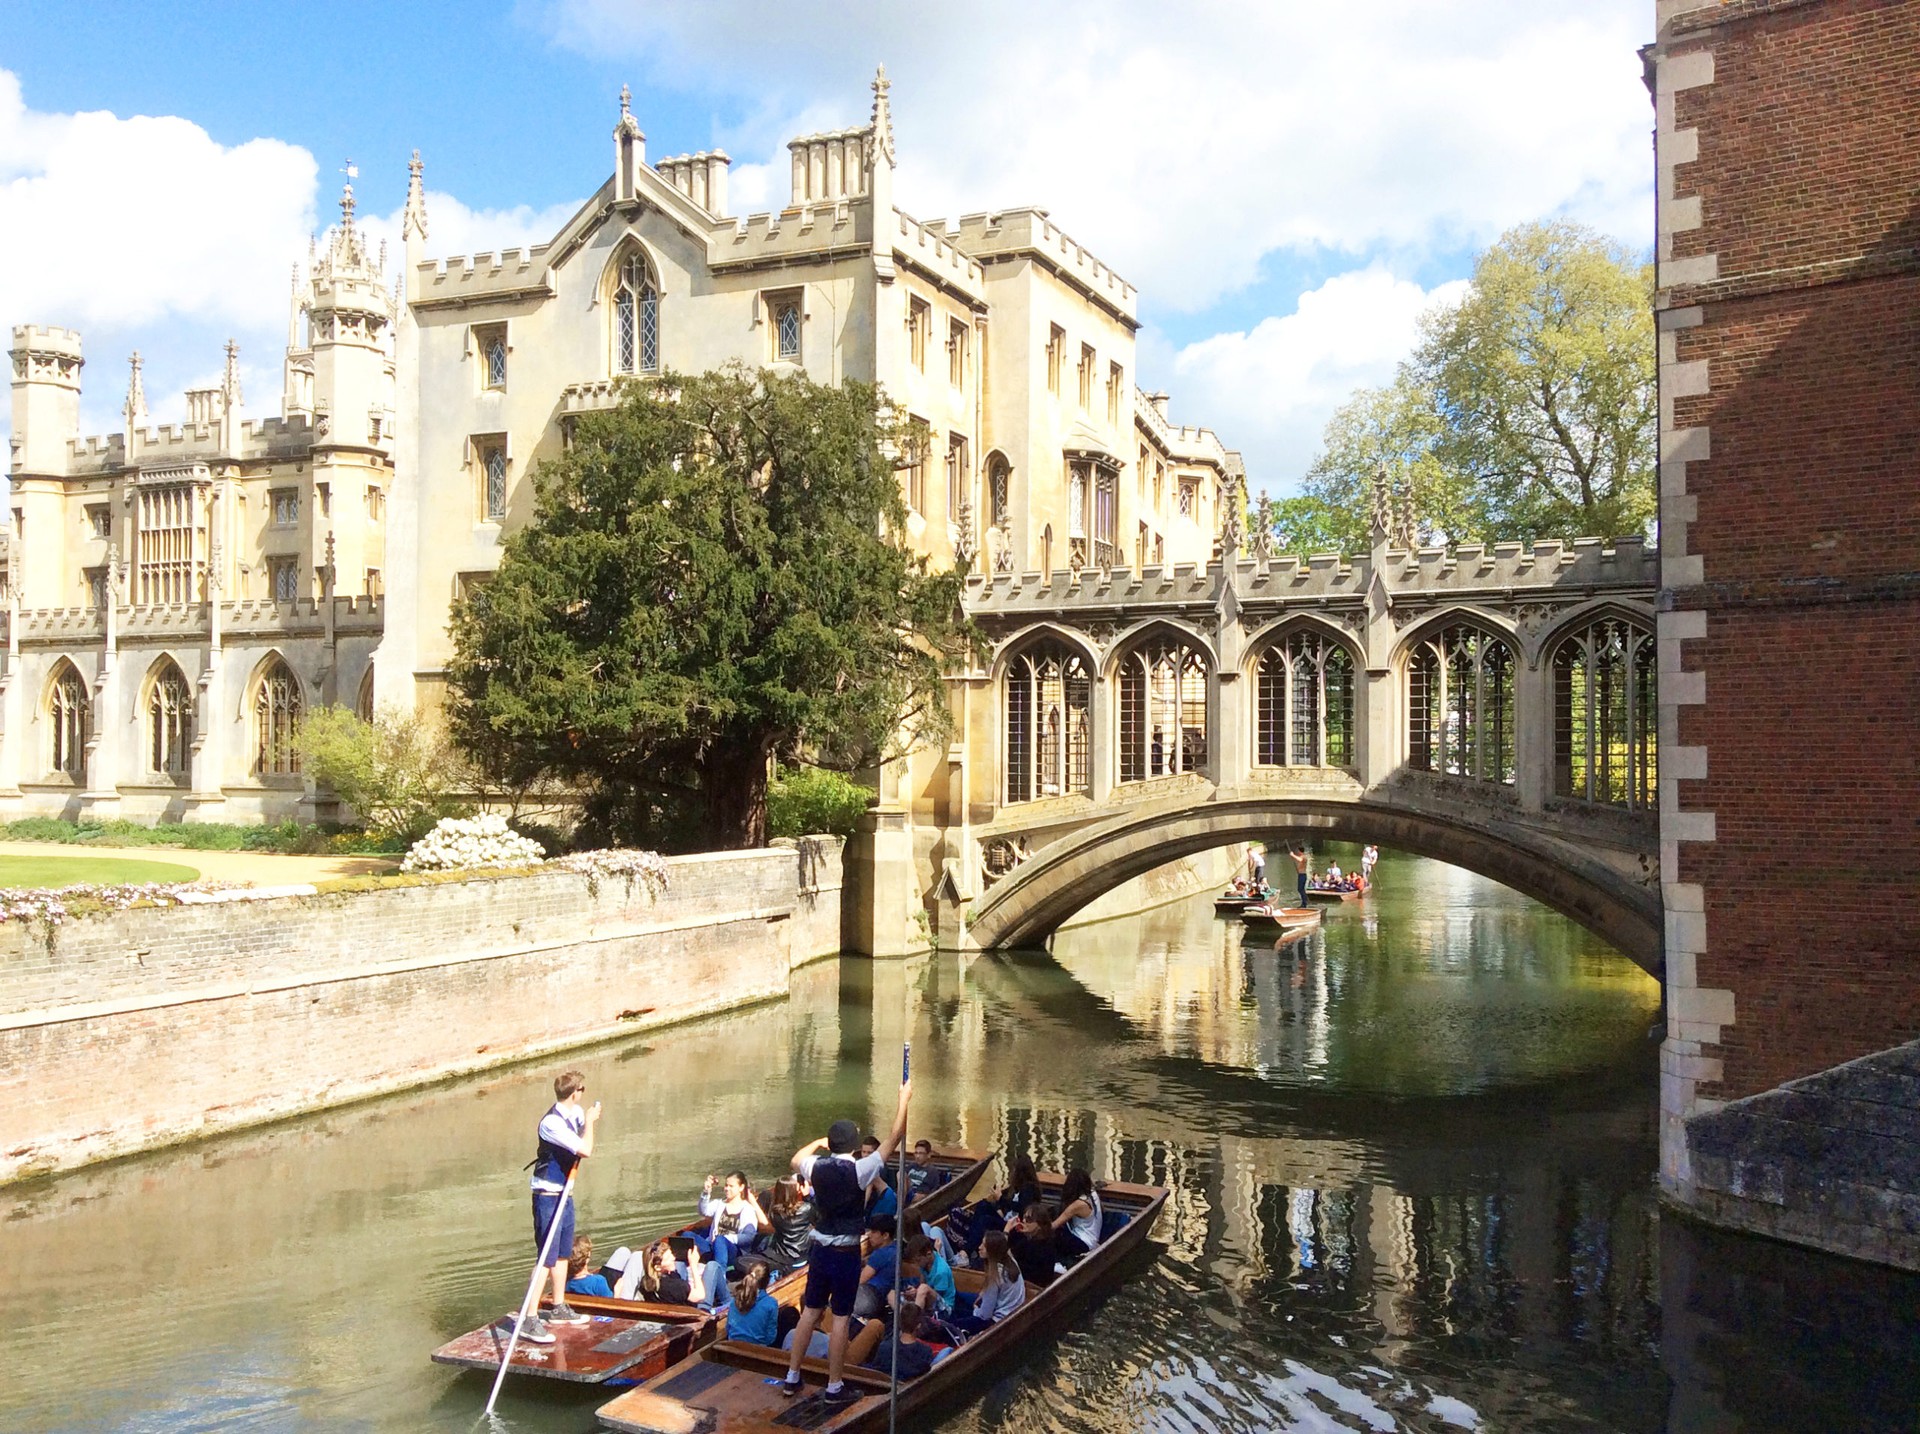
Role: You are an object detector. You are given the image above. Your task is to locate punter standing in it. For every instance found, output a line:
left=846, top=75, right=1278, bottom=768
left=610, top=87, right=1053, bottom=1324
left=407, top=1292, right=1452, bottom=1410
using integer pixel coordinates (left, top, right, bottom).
left=527, top=1070, right=600, bottom=1336
left=780, top=1077, right=912, bottom=1403
left=1290, top=845, right=1310, bottom=904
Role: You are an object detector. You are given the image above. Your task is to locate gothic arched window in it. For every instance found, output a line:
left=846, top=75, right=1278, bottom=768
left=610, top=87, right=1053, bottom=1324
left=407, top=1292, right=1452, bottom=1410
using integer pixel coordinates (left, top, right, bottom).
left=1553, top=617, right=1656, bottom=808
left=613, top=251, right=660, bottom=375
left=148, top=660, right=193, bottom=777
left=1117, top=633, right=1210, bottom=783
left=48, top=662, right=89, bottom=779
left=253, top=658, right=303, bottom=777
left=1256, top=630, right=1355, bottom=768
left=1004, top=640, right=1091, bottom=803
left=1407, top=623, right=1515, bottom=784
left=355, top=665, right=376, bottom=724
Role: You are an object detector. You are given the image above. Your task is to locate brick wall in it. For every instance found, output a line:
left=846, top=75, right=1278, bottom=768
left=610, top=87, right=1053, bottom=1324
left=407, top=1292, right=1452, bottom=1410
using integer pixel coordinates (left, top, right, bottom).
left=1652, top=0, right=1920, bottom=1210
left=0, top=839, right=844, bottom=1185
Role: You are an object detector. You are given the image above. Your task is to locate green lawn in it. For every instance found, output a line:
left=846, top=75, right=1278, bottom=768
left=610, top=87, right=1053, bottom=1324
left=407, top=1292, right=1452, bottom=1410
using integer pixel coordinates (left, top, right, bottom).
left=0, top=854, right=201, bottom=889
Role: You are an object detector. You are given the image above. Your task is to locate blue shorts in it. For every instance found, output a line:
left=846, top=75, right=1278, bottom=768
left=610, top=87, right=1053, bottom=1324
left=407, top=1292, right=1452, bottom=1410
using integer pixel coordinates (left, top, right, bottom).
left=801, top=1243, right=861, bottom=1317
left=532, top=1189, right=575, bottom=1268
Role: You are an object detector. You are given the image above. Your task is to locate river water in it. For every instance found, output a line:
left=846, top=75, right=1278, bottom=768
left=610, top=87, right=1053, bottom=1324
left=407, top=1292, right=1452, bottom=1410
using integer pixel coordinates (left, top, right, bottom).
left=4, top=845, right=1918, bottom=1432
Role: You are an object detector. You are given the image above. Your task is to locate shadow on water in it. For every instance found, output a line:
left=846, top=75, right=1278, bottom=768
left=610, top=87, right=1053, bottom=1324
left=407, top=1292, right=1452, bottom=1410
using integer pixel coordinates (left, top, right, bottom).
left=0, top=846, right=1917, bottom=1431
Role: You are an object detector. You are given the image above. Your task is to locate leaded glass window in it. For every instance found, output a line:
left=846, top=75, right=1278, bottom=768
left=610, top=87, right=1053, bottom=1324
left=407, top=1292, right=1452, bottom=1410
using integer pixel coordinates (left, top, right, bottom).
left=1004, top=640, right=1091, bottom=803
left=484, top=446, right=508, bottom=521
left=49, top=664, right=89, bottom=779
left=613, top=253, right=659, bottom=374
left=149, top=661, right=192, bottom=777
left=1407, top=624, right=1516, bottom=784
left=253, top=659, right=303, bottom=777
left=1118, top=634, right=1209, bottom=783
left=1553, top=617, right=1656, bottom=808
left=1255, top=631, right=1356, bottom=768
left=776, top=300, right=801, bottom=361
left=485, top=335, right=507, bottom=388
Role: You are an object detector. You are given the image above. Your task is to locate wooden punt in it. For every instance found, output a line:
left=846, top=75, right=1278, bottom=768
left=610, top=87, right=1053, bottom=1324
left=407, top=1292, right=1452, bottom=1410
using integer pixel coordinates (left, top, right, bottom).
left=1305, top=879, right=1367, bottom=902
left=594, top=1175, right=1170, bottom=1434
left=1213, top=890, right=1273, bottom=913
left=1239, top=904, right=1321, bottom=930
left=432, top=1145, right=992, bottom=1388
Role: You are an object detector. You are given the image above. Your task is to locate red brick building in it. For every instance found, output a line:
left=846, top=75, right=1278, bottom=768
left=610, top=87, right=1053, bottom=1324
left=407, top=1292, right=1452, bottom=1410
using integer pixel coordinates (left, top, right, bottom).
left=1648, top=0, right=1920, bottom=1260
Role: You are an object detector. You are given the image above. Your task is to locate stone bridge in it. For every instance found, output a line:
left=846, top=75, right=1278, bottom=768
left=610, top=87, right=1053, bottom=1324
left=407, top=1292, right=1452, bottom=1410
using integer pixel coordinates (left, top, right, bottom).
left=909, top=526, right=1663, bottom=969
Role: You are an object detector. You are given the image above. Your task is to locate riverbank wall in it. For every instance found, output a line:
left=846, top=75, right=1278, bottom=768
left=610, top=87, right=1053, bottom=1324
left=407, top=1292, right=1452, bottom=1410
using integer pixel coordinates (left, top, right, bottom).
left=0, top=838, right=842, bottom=1186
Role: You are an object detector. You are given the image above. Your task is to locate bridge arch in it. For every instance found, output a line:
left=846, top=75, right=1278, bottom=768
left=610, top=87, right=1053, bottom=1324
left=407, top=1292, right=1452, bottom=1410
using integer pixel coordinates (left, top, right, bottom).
left=987, top=621, right=1101, bottom=682
left=1388, top=604, right=1523, bottom=670
left=1239, top=613, right=1361, bottom=678
left=966, top=794, right=1662, bottom=975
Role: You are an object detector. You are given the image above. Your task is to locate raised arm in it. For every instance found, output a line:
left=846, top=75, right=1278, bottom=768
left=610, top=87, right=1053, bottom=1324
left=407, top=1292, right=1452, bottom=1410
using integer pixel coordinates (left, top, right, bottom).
left=872, top=1078, right=914, bottom=1167
left=790, top=1136, right=828, bottom=1175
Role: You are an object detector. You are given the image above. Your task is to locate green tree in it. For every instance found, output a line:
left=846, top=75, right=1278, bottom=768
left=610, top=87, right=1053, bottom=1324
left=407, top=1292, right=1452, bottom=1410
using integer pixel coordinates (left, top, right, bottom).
left=766, top=765, right=872, bottom=840
left=1270, top=221, right=1654, bottom=553
left=293, top=705, right=470, bottom=840
left=1415, top=220, right=1655, bottom=539
left=446, top=365, right=971, bottom=851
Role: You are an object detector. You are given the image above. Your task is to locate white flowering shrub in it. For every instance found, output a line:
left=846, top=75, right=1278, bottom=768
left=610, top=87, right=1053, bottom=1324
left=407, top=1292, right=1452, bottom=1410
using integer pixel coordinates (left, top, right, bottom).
left=0, top=880, right=241, bottom=928
left=556, top=848, right=670, bottom=900
left=401, top=813, right=546, bottom=872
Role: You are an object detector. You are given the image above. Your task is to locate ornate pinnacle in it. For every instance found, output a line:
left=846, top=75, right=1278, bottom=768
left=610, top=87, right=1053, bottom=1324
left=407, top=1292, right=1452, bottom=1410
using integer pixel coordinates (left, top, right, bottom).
left=620, top=83, right=631, bottom=117
left=1370, top=463, right=1391, bottom=547
left=870, top=63, right=895, bottom=162
left=404, top=148, right=429, bottom=242
left=124, top=350, right=147, bottom=428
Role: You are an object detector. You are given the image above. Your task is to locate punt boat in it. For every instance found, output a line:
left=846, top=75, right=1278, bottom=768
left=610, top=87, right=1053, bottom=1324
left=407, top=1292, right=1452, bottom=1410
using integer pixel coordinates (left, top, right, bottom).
left=1305, top=878, right=1368, bottom=902
left=1239, top=903, right=1321, bottom=930
left=431, top=1145, right=992, bottom=1389
left=593, top=1174, right=1170, bottom=1434
left=1213, top=887, right=1273, bottom=913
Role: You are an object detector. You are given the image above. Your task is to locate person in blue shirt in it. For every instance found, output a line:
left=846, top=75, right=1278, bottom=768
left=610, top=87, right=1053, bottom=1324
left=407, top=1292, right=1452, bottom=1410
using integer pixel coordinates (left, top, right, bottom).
left=902, top=1140, right=950, bottom=1201
left=853, top=1213, right=900, bottom=1319
left=722, top=1261, right=782, bottom=1347
left=895, top=1233, right=956, bottom=1316
left=565, top=1236, right=614, bottom=1299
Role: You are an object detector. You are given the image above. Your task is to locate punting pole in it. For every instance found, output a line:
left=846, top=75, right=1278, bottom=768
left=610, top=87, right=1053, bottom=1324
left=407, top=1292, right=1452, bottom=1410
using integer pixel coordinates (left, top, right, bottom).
left=484, top=1165, right=579, bottom=1417
left=890, top=1040, right=910, bottom=1434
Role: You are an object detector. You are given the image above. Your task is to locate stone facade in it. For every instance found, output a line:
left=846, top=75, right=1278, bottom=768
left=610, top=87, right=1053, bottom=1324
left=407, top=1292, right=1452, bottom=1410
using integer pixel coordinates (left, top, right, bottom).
left=0, top=839, right=842, bottom=1185
left=1647, top=0, right=1920, bottom=1262
left=7, top=72, right=1240, bottom=830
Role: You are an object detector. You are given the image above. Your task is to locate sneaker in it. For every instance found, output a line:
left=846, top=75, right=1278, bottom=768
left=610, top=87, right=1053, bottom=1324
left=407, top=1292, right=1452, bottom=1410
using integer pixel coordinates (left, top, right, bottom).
left=547, top=1302, right=590, bottom=1325
left=510, top=1312, right=556, bottom=1345
left=778, top=1375, right=804, bottom=1398
left=823, top=1383, right=861, bottom=1404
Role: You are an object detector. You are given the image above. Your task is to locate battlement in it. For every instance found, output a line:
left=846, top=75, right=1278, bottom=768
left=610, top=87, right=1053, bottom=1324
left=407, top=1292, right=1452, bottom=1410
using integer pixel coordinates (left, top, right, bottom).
left=59, top=413, right=315, bottom=474
left=952, top=209, right=1137, bottom=318
left=717, top=202, right=870, bottom=269
left=1133, top=386, right=1228, bottom=467
left=10, top=324, right=84, bottom=356
left=963, top=535, right=1659, bottom=621
left=891, top=211, right=985, bottom=290
left=413, top=245, right=555, bottom=308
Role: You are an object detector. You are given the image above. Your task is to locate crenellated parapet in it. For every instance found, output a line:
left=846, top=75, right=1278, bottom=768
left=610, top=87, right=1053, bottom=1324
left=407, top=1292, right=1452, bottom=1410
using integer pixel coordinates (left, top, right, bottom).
left=411, top=246, right=556, bottom=309
left=952, top=208, right=1138, bottom=323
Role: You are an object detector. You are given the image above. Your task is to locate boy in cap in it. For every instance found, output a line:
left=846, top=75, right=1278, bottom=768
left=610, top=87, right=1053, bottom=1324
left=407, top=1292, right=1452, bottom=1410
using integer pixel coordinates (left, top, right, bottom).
left=779, top=1078, right=912, bottom=1402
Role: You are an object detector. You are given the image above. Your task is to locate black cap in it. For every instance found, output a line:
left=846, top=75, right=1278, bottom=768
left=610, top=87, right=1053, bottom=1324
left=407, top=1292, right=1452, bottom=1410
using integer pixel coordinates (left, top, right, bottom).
left=827, top=1119, right=860, bottom=1154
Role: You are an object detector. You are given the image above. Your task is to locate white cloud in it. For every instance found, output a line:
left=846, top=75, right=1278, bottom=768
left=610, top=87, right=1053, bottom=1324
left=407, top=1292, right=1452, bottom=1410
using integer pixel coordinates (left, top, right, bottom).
left=544, top=0, right=1655, bottom=313
left=0, top=69, right=586, bottom=439
left=1168, top=268, right=1470, bottom=494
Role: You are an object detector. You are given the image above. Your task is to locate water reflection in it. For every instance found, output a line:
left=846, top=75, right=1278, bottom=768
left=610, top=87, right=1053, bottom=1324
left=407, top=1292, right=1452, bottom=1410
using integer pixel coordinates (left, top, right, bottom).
left=1, top=848, right=1916, bottom=1431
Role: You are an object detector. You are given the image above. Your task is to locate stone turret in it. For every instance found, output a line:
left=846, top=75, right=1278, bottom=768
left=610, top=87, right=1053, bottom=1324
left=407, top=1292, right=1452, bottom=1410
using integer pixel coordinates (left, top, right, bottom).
left=308, top=178, right=394, bottom=451
left=9, top=325, right=83, bottom=475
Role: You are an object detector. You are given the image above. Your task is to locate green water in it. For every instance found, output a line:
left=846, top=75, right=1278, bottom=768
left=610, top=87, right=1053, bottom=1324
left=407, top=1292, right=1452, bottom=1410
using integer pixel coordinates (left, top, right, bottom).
left=2, top=845, right=1916, bottom=1432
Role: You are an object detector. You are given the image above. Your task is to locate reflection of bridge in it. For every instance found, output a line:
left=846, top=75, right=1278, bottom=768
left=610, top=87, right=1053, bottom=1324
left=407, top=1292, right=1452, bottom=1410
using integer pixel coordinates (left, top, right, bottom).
left=910, top=519, right=1661, bottom=967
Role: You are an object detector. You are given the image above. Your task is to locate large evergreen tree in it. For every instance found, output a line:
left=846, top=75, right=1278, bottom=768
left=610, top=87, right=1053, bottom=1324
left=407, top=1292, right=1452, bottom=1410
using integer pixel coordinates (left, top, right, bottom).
left=446, top=365, right=970, bottom=850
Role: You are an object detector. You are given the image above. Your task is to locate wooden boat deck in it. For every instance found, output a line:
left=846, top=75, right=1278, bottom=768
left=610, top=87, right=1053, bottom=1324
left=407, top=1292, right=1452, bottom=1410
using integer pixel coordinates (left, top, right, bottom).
left=433, top=1145, right=991, bottom=1388
left=595, top=1176, right=1170, bottom=1434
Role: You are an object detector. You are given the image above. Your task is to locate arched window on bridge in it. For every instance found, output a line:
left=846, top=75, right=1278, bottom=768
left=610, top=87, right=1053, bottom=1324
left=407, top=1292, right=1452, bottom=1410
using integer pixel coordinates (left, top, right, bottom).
left=1408, top=624, right=1515, bottom=784
left=1117, top=634, right=1209, bottom=783
left=1553, top=617, right=1656, bottom=808
left=1004, top=641, right=1091, bottom=803
left=1255, top=631, right=1356, bottom=768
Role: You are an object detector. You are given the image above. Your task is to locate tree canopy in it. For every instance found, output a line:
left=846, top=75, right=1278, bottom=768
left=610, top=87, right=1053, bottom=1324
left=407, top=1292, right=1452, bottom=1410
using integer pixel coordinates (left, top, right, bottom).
left=1271, top=221, right=1655, bottom=556
left=446, top=365, right=971, bottom=850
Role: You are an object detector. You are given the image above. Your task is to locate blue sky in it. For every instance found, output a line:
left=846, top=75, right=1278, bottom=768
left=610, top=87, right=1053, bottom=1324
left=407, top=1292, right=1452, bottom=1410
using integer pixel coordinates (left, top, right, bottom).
left=0, top=0, right=1654, bottom=494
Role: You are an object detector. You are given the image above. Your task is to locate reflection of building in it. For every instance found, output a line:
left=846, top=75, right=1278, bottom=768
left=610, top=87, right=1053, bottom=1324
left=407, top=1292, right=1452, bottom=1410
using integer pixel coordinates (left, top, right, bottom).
left=6, top=70, right=1240, bottom=823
